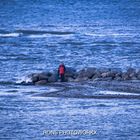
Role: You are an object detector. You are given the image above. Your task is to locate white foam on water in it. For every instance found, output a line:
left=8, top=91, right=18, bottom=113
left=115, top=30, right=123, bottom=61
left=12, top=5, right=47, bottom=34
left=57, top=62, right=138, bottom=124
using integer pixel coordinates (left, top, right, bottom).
left=0, top=90, right=18, bottom=96
left=28, top=34, right=48, bottom=38
left=16, top=76, right=32, bottom=84
left=85, top=33, right=106, bottom=37
left=99, top=90, right=139, bottom=96
left=28, top=33, right=73, bottom=38
left=85, top=33, right=136, bottom=37
left=0, top=33, right=20, bottom=37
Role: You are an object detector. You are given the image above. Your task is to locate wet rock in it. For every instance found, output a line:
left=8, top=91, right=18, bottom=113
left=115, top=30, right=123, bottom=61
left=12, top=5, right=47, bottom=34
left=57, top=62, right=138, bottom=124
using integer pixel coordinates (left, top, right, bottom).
left=103, top=77, right=113, bottom=81
left=129, top=72, right=137, bottom=79
left=77, top=67, right=96, bottom=79
left=77, top=69, right=85, bottom=78
left=28, top=67, right=140, bottom=85
left=35, top=80, right=48, bottom=85
left=136, top=70, right=140, bottom=80
left=92, top=72, right=101, bottom=79
left=127, top=68, right=136, bottom=75
left=93, top=78, right=102, bottom=81
left=110, top=68, right=122, bottom=74
left=67, top=77, right=75, bottom=82
left=98, top=68, right=111, bottom=74
left=106, top=77, right=113, bottom=81
left=65, top=67, right=77, bottom=78
left=101, top=72, right=115, bottom=78
left=31, top=72, right=52, bottom=83
left=125, top=68, right=137, bottom=80
left=85, top=67, right=97, bottom=78
left=75, top=77, right=88, bottom=82
left=115, top=72, right=122, bottom=77
left=38, top=73, right=49, bottom=81
left=101, top=72, right=108, bottom=78
left=137, top=75, right=140, bottom=80
left=122, top=73, right=130, bottom=80
left=131, top=77, right=138, bottom=80
left=96, top=68, right=117, bottom=79
left=31, top=73, right=39, bottom=83
left=48, top=74, right=57, bottom=82
left=114, top=76, right=122, bottom=81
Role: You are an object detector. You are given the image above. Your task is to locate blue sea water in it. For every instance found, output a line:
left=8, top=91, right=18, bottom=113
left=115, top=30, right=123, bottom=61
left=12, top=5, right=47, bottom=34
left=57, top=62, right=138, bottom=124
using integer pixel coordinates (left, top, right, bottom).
left=0, top=0, right=140, bottom=139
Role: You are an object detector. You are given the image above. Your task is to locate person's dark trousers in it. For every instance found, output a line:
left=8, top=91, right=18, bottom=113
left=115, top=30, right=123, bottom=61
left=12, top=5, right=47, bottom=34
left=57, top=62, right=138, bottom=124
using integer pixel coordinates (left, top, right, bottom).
left=60, top=74, right=65, bottom=82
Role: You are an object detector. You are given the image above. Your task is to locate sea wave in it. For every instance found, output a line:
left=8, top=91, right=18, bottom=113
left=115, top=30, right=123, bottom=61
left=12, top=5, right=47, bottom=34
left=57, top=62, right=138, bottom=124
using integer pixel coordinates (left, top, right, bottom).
left=0, top=33, right=20, bottom=37
left=0, top=29, right=75, bottom=38
left=28, top=34, right=48, bottom=38
left=99, top=90, right=139, bottom=96
left=16, top=75, right=32, bottom=84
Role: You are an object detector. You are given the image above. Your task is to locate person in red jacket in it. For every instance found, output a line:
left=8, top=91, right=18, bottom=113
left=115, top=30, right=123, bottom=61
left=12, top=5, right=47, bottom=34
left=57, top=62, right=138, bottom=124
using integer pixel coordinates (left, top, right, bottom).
left=58, top=63, right=66, bottom=82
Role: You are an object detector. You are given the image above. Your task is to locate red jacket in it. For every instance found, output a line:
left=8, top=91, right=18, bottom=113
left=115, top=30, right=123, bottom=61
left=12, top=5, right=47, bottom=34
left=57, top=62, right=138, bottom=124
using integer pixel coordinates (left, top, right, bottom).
left=58, top=65, right=66, bottom=75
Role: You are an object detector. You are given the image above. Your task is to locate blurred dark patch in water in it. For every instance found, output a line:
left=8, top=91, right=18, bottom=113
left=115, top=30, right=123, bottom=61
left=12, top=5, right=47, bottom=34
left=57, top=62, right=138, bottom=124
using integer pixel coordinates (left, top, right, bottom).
left=16, top=29, right=75, bottom=35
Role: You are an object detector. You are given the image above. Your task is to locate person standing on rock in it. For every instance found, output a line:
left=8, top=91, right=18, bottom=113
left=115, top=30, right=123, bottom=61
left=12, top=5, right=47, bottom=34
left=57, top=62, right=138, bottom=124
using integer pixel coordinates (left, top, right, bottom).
left=58, top=63, right=66, bottom=82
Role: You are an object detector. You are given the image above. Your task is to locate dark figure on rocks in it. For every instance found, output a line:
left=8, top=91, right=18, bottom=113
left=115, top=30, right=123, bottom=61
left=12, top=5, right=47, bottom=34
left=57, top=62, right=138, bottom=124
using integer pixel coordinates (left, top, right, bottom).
left=58, top=63, right=66, bottom=82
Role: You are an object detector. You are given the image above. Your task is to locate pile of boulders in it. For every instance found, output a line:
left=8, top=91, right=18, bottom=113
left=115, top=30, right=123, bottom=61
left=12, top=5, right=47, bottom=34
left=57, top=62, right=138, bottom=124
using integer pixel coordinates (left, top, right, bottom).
left=28, top=67, right=140, bottom=85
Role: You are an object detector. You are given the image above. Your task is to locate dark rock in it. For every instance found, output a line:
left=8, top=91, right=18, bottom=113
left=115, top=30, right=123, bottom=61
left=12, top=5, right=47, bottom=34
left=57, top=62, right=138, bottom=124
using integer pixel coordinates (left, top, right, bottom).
left=101, top=72, right=109, bottom=78
left=28, top=67, right=140, bottom=85
left=127, top=68, right=136, bottom=75
left=114, top=76, right=122, bottom=81
left=125, top=68, right=137, bottom=80
left=136, top=69, right=140, bottom=74
left=111, top=68, right=122, bottom=78
left=31, top=72, right=52, bottom=83
left=93, top=78, right=103, bottom=81
left=131, top=77, right=138, bottom=80
left=77, top=67, right=96, bottom=79
left=75, top=77, right=88, bottom=82
left=48, top=74, right=57, bottom=82
left=103, top=77, right=113, bottom=81
left=136, top=70, right=140, bottom=80
left=137, top=75, right=140, bottom=80
left=115, top=72, right=122, bottom=77
left=110, top=68, right=122, bottom=74
left=86, top=67, right=97, bottom=78
left=98, top=68, right=111, bottom=74
left=31, top=73, right=39, bottom=83
left=92, top=72, right=101, bottom=79
left=129, top=72, right=137, bottom=79
left=35, top=80, right=48, bottom=85
left=67, top=77, right=75, bottom=82
left=65, top=67, right=77, bottom=78
left=101, top=72, right=115, bottom=78
left=77, top=69, right=85, bottom=78
left=47, top=72, right=52, bottom=77
left=38, top=73, right=49, bottom=81
left=122, top=73, right=130, bottom=80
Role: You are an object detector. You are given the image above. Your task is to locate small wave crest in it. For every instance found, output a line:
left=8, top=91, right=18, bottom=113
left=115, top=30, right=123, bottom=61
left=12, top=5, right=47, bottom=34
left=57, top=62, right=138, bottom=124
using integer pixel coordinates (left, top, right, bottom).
left=0, top=33, right=20, bottom=37
left=0, top=28, right=75, bottom=39
left=28, top=34, right=48, bottom=38
left=0, top=76, right=32, bottom=86
left=99, top=91, right=139, bottom=96
left=16, top=75, right=32, bottom=84
left=0, top=29, right=75, bottom=38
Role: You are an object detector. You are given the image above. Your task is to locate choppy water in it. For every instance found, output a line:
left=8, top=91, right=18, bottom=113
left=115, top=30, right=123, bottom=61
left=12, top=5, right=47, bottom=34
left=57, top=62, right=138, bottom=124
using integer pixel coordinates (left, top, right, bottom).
left=0, top=0, right=140, bottom=139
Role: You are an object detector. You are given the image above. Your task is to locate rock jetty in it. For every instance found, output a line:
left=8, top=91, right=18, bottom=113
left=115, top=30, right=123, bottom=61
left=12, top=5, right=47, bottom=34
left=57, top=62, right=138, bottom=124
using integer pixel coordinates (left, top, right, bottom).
left=27, top=67, right=140, bottom=85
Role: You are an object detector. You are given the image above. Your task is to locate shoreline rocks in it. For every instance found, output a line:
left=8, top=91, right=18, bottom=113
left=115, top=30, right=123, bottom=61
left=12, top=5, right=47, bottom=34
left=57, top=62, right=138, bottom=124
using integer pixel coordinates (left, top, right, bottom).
left=28, top=67, right=140, bottom=85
